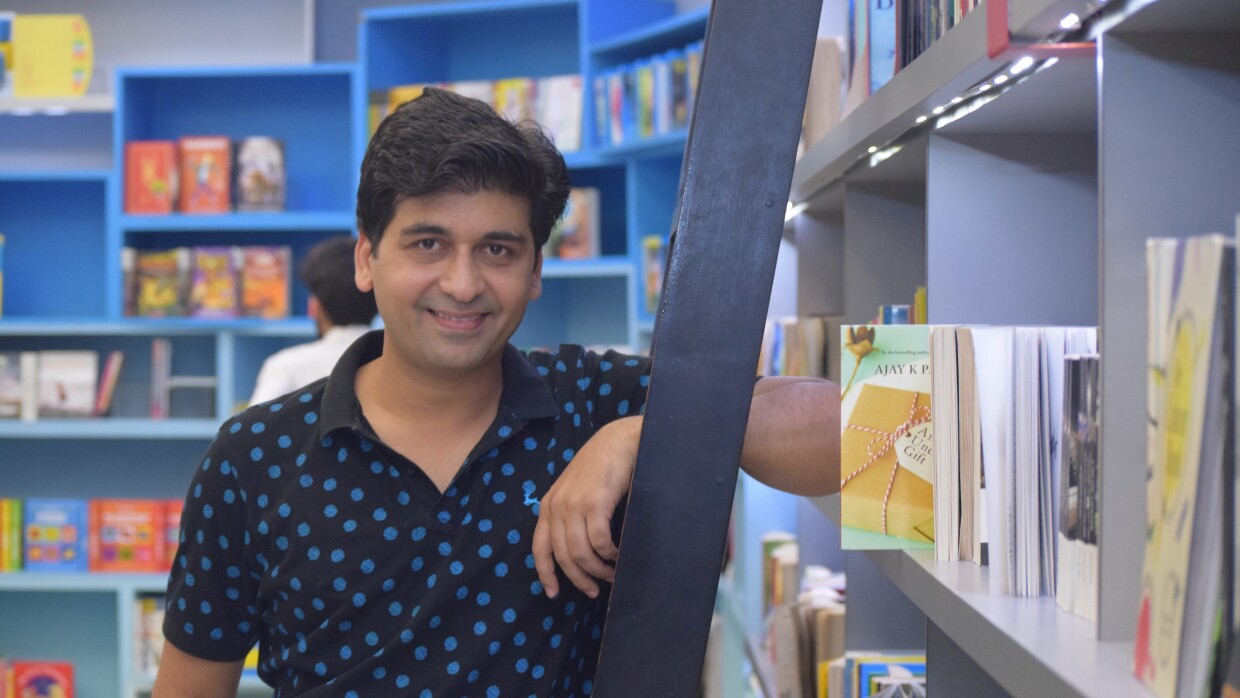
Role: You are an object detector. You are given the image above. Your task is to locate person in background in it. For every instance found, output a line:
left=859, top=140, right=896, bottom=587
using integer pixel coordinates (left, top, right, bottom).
left=154, top=88, right=839, bottom=696
left=249, top=235, right=378, bottom=405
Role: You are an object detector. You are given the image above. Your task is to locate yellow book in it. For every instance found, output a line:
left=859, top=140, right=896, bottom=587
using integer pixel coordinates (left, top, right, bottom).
left=12, top=14, right=93, bottom=98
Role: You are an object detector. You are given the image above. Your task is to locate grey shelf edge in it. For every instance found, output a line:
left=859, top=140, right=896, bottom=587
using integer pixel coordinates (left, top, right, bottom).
left=0, top=94, right=115, bottom=114
left=865, top=549, right=1152, bottom=697
left=0, top=572, right=167, bottom=592
left=789, top=0, right=1099, bottom=203
left=808, top=493, right=840, bottom=525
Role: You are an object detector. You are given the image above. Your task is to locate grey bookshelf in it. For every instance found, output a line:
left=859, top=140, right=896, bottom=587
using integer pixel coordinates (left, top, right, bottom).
left=790, top=0, right=1239, bottom=693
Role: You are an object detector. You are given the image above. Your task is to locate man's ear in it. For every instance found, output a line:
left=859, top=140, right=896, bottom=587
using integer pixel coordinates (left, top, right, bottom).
left=530, top=249, right=543, bottom=301
left=355, top=233, right=374, bottom=292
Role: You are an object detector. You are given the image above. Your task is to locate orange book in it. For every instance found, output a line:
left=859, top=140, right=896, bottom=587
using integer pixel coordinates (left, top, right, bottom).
left=11, top=660, right=73, bottom=698
left=161, top=498, right=183, bottom=570
left=124, top=141, right=177, bottom=214
left=178, top=136, right=231, bottom=213
left=239, top=246, right=291, bottom=319
left=88, top=499, right=164, bottom=572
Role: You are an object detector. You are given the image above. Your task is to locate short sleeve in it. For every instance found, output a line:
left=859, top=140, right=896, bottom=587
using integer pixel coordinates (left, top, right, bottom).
left=583, top=348, right=651, bottom=426
left=162, top=423, right=261, bottom=662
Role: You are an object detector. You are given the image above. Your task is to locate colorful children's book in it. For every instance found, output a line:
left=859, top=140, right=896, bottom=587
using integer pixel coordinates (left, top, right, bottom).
left=494, top=77, right=536, bottom=123
left=536, top=74, right=583, bottom=152
left=161, top=498, right=183, bottom=570
left=11, top=13, right=92, bottom=98
left=178, top=136, right=231, bottom=213
left=840, top=324, right=934, bottom=550
left=0, top=497, right=22, bottom=571
left=23, top=498, right=88, bottom=572
left=239, top=245, right=291, bottom=319
left=642, top=235, right=667, bottom=315
left=188, top=246, right=240, bottom=318
left=36, top=350, right=97, bottom=418
left=88, top=499, right=164, bottom=573
left=124, top=141, right=177, bottom=214
left=11, top=660, right=74, bottom=698
left=134, top=248, right=190, bottom=318
left=233, top=136, right=286, bottom=211
left=544, top=187, right=600, bottom=260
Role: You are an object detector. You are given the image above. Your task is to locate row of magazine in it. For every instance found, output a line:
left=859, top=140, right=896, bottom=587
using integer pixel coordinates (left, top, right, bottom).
left=123, top=245, right=291, bottom=319
left=125, top=136, right=286, bottom=215
left=0, top=497, right=182, bottom=574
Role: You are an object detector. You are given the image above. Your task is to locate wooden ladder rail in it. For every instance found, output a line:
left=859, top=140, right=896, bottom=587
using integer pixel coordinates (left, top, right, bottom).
left=594, top=0, right=825, bottom=694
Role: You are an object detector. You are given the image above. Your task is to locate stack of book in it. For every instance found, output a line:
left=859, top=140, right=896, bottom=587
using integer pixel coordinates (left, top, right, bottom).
left=0, top=497, right=183, bottom=574
left=124, top=136, right=286, bottom=215
left=592, top=40, right=702, bottom=148
left=123, top=245, right=291, bottom=319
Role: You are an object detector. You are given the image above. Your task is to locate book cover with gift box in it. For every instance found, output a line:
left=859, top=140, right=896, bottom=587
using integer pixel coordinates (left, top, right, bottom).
left=840, top=324, right=934, bottom=550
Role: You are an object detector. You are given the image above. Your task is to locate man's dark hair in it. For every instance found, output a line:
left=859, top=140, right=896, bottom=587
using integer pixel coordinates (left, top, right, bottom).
left=299, top=235, right=377, bottom=327
left=356, top=87, right=570, bottom=251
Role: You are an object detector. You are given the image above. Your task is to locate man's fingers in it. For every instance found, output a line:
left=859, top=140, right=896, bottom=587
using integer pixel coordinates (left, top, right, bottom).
left=586, top=513, right=619, bottom=563
left=550, top=517, right=600, bottom=599
left=567, top=515, right=615, bottom=584
left=532, top=517, right=560, bottom=599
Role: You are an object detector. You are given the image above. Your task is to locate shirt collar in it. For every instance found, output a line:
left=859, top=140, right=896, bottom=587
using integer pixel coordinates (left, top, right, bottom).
left=318, top=330, right=558, bottom=439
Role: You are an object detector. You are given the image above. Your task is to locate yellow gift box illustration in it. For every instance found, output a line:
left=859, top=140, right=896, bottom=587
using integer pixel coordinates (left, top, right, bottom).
left=841, top=383, right=934, bottom=542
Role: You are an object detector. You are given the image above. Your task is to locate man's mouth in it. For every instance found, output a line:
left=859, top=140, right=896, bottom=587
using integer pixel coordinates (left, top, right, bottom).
left=429, top=309, right=487, bottom=330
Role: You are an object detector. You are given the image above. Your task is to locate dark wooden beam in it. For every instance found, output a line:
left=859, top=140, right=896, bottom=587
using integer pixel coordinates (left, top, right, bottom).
left=594, top=0, right=824, bottom=694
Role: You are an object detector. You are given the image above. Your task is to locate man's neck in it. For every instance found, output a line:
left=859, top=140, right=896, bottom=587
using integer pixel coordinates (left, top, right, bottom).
left=357, top=350, right=503, bottom=426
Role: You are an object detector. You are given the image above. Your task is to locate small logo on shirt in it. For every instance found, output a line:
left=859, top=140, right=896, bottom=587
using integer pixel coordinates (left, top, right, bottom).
left=522, top=481, right=540, bottom=515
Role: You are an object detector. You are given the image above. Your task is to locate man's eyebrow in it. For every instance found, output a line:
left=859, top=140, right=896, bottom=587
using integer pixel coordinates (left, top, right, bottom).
left=483, top=230, right=528, bottom=244
left=398, top=223, right=448, bottom=237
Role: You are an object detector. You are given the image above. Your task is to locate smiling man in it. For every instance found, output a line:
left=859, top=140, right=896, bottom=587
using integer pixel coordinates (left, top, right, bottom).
left=153, top=88, right=839, bottom=697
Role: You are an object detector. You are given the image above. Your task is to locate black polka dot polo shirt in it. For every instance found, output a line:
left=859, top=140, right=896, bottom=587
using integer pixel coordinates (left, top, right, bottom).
left=163, top=330, right=652, bottom=697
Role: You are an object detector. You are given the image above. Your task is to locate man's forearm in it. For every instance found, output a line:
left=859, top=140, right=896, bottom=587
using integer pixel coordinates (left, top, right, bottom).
left=739, top=377, right=840, bottom=496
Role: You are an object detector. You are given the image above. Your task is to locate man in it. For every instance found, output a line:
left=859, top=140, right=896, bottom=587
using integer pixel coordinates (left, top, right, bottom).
left=249, top=235, right=378, bottom=405
left=154, top=88, right=838, bottom=696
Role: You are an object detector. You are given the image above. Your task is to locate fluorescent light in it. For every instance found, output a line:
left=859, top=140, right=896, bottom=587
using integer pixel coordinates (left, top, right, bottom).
left=1010, top=56, right=1035, bottom=75
left=784, top=201, right=809, bottom=222
left=1059, top=12, right=1081, bottom=29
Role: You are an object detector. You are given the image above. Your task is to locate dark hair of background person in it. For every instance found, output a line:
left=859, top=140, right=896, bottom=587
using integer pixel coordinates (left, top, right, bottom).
left=355, top=87, right=571, bottom=251
left=298, top=235, right=378, bottom=327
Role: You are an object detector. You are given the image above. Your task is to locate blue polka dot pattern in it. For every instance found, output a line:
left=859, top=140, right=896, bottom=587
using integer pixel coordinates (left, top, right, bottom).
left=163, top=337, right=650, bottom=695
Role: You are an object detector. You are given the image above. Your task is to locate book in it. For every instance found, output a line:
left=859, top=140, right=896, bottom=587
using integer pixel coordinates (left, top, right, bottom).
left=11, top=660, right=73, bottom=698
left=133, top=248, right=190, bottom=318
left=386, top=83, right=427, bottom=114
left=544, top=187, right=600, bottom=260
left=233, top=136, right=286, bottom=211
left=178, top=136, right=231, bottom=213
left=0, top=232, right=5, bottom=317
left=23, top=498, right=88, bottom=572
left=0, top=352, right=21, bottom=419
left=88, top=499, right=164, bottom=573
left=11, top=13, right=92, bottom=99
left=92, top=350, right=124, bottom=417
left=188, top=246, right=240, bottom=318
left=36, top=350, right=97, bottom=418
left=134, top=595, right=165, bottom=681
left=0, top=498, right=22, bottom=572
left=840, top=324, right=934, bottom=549
left=239, top=245, right=291, bottom=319
left=1135, top=235, right=1234, bottom=698
left=161, top=499, right=183, bottom=570
left=642, top=235, right=666, bottom=315
left=123, top=141, right=177, bottom=214
left=536, top=74, right=583, bottom=153
left=494, top=77, right=536, bottom=124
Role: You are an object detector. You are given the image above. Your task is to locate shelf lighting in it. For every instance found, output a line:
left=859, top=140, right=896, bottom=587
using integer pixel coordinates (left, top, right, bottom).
left=868, top=144, right=902, bottom=168
left=994, top=74, right=1010, bottom=85
left=915, top=115, right=928, bottom=124
left=978, top=83, right=992, bottom=92
left=932, top=105, right=946, bottom=115
left=867, top=145, right=878, bottom=153
left=1043, top=57, right=1060, bottom=69
left=1059, top=12, right=1081, bottom=29
left=784, top=201, right=809, bottom=223
left=1010, top=56, right=1036, bottom=75
left=950, top=96, right=963, bottom=104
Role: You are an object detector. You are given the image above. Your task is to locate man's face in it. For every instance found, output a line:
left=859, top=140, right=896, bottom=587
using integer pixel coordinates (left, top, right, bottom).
left=356, top=190, right=542, bottom=379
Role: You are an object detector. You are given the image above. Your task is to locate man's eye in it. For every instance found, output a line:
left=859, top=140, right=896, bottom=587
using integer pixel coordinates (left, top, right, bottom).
left=415, top=239, right=439, bottom=250
left=486, top=244, right=510, bottom=257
